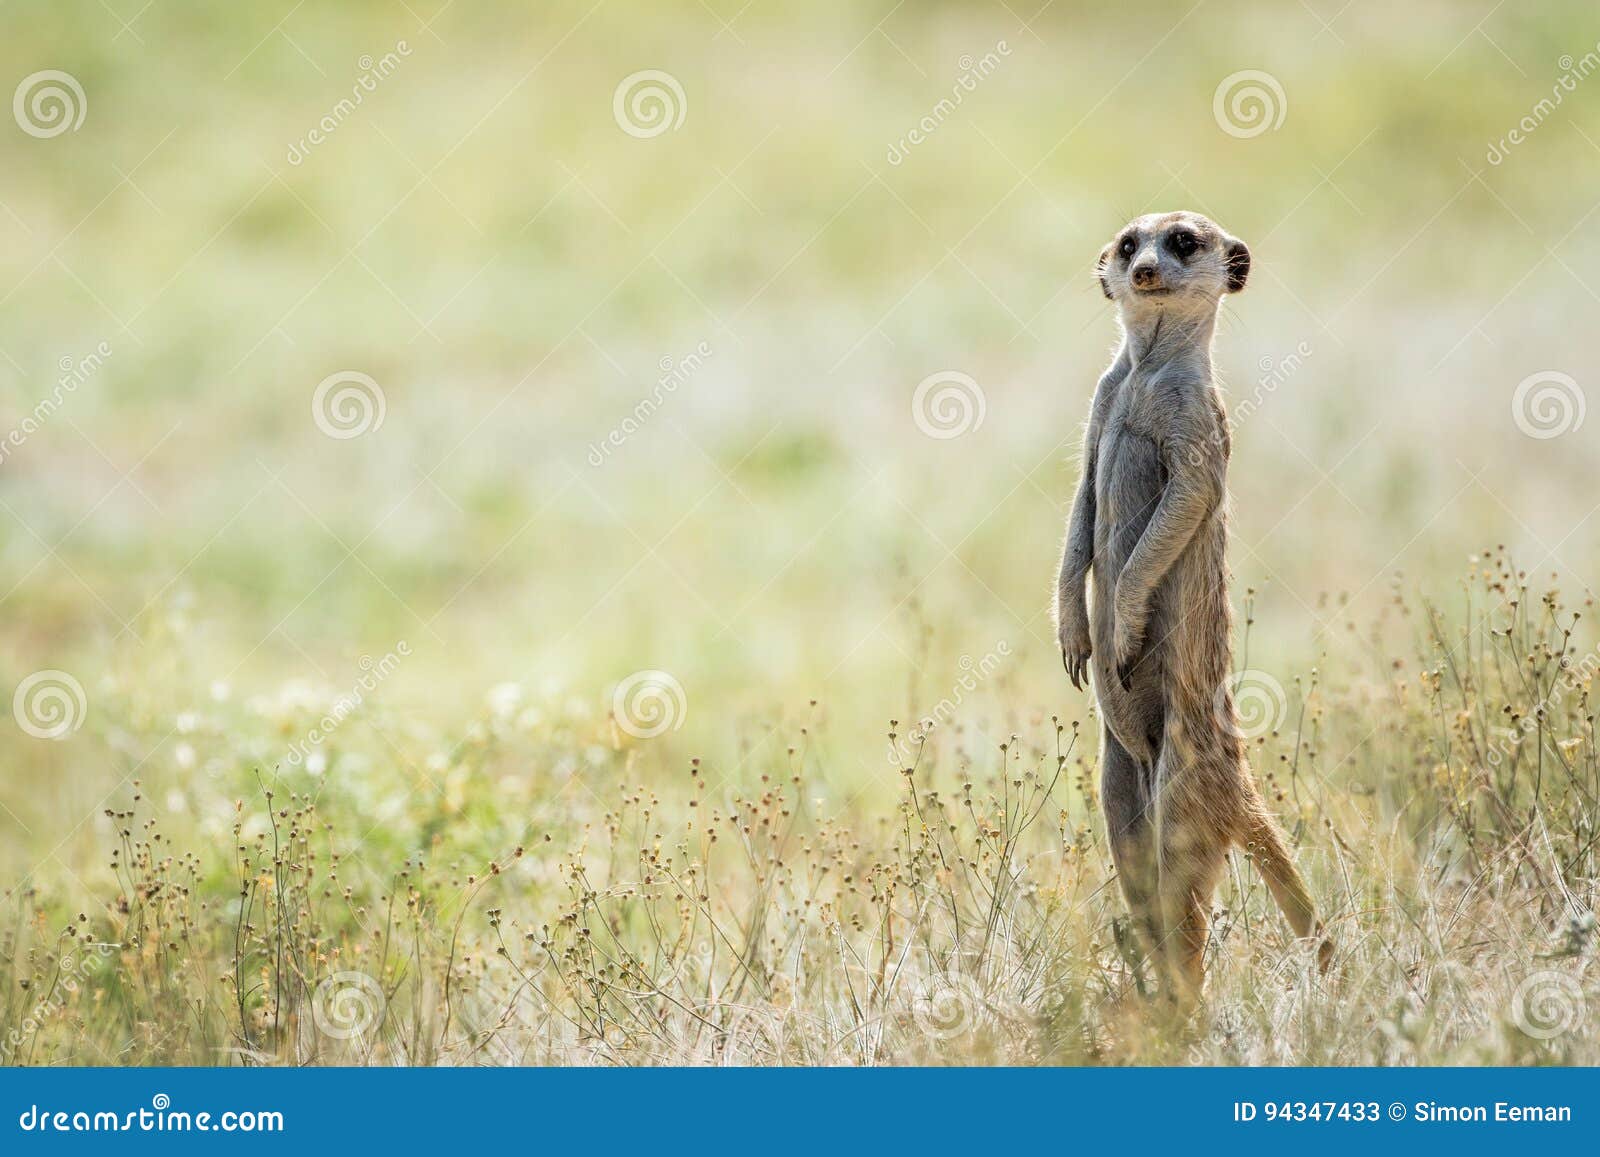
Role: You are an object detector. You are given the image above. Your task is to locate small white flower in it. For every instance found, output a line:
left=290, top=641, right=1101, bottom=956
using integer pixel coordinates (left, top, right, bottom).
left=488, top=682, right=524, bottom=718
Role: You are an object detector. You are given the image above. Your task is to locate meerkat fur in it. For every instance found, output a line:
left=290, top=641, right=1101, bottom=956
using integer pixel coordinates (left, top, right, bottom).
left=1055, top=210, right=1331, bottom=997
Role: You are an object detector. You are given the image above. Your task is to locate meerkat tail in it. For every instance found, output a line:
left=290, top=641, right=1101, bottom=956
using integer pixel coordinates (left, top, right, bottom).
left=1238, top=801, right=1333, bottom=971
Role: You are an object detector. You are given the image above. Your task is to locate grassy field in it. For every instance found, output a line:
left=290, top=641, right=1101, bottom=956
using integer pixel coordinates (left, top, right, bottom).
left=1, top=0, right=1597, bottom=1064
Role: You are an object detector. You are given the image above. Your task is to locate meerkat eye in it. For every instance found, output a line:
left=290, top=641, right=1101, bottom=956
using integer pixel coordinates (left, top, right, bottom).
left=1167, top=230, right=1200, bottom=258
left=1117, top=235, right=1137, bottom=260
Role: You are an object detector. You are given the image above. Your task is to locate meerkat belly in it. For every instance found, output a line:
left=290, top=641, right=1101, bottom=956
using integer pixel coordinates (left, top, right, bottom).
left=1090, top=422, right=1171, bottom=759
left=1094, top=423, right=1167, bottom=584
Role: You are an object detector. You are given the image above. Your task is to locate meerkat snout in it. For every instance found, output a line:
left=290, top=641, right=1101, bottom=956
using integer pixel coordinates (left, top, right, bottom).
left=1129, top=259, right=1163, bottom=292
left=1097, top=210, right=1250, bottom=307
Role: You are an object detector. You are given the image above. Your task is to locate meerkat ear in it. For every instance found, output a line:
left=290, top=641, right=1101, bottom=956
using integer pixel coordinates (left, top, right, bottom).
left=1097, top=243, right=1114, bottom=299
left=1224, top=237, right=1251, bottom=293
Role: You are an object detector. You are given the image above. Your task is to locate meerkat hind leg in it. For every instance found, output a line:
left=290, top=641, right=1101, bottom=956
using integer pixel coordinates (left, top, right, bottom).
left=1100, top=729, right=1164, bottom=987
left=1151, top=714, right=1235, bottom=1001
left=1156, top=842, right=1227, bottom=1003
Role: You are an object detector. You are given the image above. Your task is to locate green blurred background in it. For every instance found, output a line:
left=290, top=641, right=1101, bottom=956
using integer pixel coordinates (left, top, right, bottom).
left=3, top=0, right=1598, bottom=880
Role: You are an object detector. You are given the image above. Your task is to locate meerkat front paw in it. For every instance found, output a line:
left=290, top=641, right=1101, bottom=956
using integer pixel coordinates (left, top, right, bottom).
left=1056, top=583, right=1092, bottom=689
left=1111, top=608, right=1146, bottom=687
left=1058, top=616, right=1092, bottom=690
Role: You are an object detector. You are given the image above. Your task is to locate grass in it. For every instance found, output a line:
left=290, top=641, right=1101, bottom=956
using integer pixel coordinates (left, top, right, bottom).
left=2, top=2, right=1599, bottom=1065
left=2, top=553, right=1595, bottom=1065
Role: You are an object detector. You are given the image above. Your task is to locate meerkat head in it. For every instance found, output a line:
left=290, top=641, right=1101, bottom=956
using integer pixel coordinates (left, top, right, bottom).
left=1096, top=211, right=1249, bottom=319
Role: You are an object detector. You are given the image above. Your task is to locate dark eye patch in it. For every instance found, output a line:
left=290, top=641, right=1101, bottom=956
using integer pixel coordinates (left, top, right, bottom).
left=1166, top=230, right=1200, bottom=259
left=1117, top=234, right=1137, bottom=260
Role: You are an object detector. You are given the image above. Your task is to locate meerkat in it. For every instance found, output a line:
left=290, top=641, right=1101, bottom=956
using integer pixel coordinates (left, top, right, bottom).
left=1055, top=210, right=1329, bottom=997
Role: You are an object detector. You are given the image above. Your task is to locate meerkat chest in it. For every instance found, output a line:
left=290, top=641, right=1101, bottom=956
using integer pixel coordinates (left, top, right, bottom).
left=1110, top=373, right=1165, bottom=439
left=1096, top=393, right=1168, bottom=525
left=1106, top=368, right=1230, bottom=464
